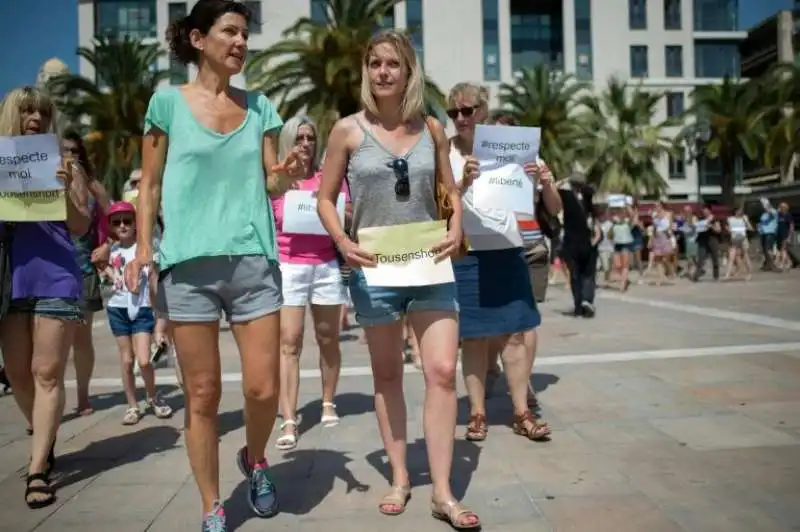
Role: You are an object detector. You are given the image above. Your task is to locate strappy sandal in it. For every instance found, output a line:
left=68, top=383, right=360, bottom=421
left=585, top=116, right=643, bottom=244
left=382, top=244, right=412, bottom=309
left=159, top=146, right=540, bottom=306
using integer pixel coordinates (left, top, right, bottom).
left=25, top=472, right=55, bottom=509
left=431, top=499, right=481, bottom=529
left=321, top=402, right=340, bottom=427
left=378, top=484, right=410, bottom=516
left=465, top=413, right=487, bottom=441
left=122, top=407, right=142, bottom=425
left=275, top=419, right=297, bottom=451
left=512, top=410, right=551, bottom=441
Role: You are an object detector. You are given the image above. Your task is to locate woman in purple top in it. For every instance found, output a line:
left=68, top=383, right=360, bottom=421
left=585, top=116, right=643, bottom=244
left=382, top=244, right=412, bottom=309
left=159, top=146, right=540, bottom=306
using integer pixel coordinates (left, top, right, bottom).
left=0, top=86, right=91, bottom=509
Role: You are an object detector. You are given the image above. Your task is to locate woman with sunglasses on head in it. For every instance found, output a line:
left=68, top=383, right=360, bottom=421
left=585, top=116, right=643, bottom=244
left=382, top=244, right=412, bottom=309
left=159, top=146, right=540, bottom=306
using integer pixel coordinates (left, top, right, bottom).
left=0, top=86, right=91, bottom=509
left=124, top=1, right=304, bottom=530
left=317, top=30, right=479, bottom=529
left=271, top=115, right=347, bottom=451
left=446, top=84, right=559, bottom=445
left=61, top=130, right=111, bottom=418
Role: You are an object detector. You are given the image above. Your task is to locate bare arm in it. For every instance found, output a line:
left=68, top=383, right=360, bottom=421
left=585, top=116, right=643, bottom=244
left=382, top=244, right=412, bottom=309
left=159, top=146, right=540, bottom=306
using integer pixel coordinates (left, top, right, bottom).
left=540, top=180, right=562, bottom=217
left=317, top=119, right=351, bottom=245
left=87, top=177, right=112, bottom=212
left=262, top=133, right=296, bottom=198
left=65, top=162, right=91, bottom=236
left=428, top=118, right=463, bottom=234
left=137, top=129, right=167, bottom=259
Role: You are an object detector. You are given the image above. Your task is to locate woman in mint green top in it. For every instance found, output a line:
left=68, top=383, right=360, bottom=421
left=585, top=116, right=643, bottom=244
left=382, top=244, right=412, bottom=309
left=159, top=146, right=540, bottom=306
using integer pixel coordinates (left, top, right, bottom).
left=123, top=2, right=304, bottom=531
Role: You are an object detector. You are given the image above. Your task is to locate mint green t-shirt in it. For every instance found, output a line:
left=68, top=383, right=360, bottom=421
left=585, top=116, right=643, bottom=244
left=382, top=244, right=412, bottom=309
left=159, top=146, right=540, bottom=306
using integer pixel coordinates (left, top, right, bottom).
left=144, top=87, right=283, bottom=270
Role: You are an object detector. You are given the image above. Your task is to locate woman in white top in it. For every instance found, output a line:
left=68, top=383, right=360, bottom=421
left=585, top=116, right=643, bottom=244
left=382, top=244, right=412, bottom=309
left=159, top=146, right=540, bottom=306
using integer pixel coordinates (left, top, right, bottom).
left=725, top=206, right=753, bottom=280
left=447, top=82, right=561, bottom=443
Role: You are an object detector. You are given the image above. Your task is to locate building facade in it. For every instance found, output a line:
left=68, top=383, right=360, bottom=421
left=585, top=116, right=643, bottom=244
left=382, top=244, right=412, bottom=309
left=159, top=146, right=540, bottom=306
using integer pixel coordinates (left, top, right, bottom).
left=78, top=0, right=746, bottom=200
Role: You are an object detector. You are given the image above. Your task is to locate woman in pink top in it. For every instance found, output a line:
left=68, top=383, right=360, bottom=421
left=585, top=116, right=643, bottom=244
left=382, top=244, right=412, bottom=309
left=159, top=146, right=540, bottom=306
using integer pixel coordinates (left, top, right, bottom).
left=271, top=116, right=348, bottom=451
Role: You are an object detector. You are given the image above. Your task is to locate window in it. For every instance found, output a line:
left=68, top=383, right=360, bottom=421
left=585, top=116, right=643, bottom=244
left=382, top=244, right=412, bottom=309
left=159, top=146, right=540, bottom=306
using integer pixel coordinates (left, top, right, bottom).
left=310, top=0, right=327, bottom=24
left=694, top=0, right=738, bottom=31
left=482, top=0, right=500, bottom=81
left=665, top=45, right=683, bottom=77
left=629, top=0, right=647, bottom=30
left=95, top=0, right=157, bottom=39
left=510, top=0, right=564, bottom=75
left=669, top=152, right=686, bottom=179
left=574, top=0, right=593, bottom=80
left=243, top=1, right=261, bottom=34
left=406, top=0, right=424, bottom=67
left=664, top=0, right=681, bottom=29
left=666, top=92, right=684, bottom=117
left=630, top=45, right=648, bottom=77
left=169, top=57, right=188, bottom=85
left=168, top=2, right=186, bottom=22
left=695, top=41, right=740, bottom=78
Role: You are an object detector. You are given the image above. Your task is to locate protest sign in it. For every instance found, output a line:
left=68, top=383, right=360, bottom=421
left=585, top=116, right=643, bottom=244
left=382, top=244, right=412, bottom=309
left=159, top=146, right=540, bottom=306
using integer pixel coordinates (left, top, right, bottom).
left=357, top=220, right=454, bottom=287
left=607, top=194, right=634, bottom=208
left=0, top=134, right=65, bottom=221
left=471, top=125, right=540, bottom=215
left=282, top=190, right=346, bottom=235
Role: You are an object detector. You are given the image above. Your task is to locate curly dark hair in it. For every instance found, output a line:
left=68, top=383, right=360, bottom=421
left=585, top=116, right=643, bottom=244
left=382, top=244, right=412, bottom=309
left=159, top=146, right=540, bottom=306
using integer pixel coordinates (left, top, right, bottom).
left=166, top=0, right=251, bottom=65
left=61, top=129, right=94, bottom=181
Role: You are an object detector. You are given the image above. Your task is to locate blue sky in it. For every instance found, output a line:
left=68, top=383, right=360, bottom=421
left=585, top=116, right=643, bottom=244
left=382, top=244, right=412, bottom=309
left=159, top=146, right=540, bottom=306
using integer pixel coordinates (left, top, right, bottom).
left=0, top=0, right=795, bottom=98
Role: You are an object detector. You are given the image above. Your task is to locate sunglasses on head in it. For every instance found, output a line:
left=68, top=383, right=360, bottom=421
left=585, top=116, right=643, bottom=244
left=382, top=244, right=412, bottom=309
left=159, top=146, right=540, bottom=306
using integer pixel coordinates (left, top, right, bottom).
left=388, top=157, right=410, bottom=199
left=111, top=217, right=134, bottom=227
left=446, top=105, right=479, bottom=120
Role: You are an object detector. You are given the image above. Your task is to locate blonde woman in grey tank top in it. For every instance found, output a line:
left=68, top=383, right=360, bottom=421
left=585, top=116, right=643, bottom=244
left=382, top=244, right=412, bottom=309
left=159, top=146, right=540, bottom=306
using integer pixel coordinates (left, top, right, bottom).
left=317, top=30, right=481, bottom=529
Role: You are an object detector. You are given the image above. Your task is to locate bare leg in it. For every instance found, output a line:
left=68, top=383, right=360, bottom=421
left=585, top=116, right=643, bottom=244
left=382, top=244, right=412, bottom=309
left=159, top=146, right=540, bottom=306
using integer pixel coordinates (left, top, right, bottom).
left=278, top=306, right=305, bottom=444
left=310, top=304, right=342, bottom=420
left=72, top=313, right=95, bottom=413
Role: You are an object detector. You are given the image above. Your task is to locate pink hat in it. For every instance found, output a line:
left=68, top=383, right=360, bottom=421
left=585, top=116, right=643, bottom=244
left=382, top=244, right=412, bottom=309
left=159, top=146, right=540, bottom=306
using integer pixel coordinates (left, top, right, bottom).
left=107, top=201, right=136, bottom=219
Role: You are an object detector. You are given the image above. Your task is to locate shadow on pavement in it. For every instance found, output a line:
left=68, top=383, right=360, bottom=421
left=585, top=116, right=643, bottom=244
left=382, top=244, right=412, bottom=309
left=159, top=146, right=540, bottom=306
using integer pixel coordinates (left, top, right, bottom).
left=53, top=425, right=182, bottom=489
left=61, top=384, right=184, bottom=424
left=296, top=392, right=375, bottom=437
left=225, top=448, right=369, bottom=530
left=365, top=438, right=481, bottom=500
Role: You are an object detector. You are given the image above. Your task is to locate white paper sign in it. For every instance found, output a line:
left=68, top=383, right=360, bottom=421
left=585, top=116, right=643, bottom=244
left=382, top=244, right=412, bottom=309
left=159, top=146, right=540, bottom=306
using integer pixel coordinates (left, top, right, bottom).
left=282, top=190, right=346, bottom=235
left=357, top=220, right=455, bottom=287
left=471, top=125, right=540, bottom=215
left=0, top=134, right=61, bottom=193
left=607, top=194, right=634, bottom=208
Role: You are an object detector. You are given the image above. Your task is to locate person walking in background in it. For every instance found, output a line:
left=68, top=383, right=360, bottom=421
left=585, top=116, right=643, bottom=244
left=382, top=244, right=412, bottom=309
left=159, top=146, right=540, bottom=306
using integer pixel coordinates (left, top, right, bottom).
left=776, top=202, right=795, bottom=270
left=758, top=199, right=779, bottom=271
left=125, top=2, right=304, bottom=530
left=692, top=205, right=722, bottom=282
left=558, top=172, right=598, bottom=317
left=317, top=30, right=479, bottom=529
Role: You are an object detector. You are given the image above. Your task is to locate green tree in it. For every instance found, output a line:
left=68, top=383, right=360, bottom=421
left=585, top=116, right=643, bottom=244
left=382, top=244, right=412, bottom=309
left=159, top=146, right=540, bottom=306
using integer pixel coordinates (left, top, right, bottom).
left=759, top=64, right=800, bottom=181
left=497, top=65, right=588, bottom=179
left=576, top=77, right=678, bottom=197
left=682, top=77, right=763, bottom=206
left=245, top=0, right=445, bottom=138
left=47, top=36, right=168, bottom=198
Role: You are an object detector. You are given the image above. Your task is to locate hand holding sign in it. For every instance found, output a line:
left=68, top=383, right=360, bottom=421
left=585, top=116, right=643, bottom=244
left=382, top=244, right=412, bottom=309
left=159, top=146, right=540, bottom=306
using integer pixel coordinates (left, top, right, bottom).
left=523, top=160, right=552, bottom=184
left=338, top=238, right=377, bottom=268
left=461, top=156, right=480, bottom=188
left=431, top=227, right=464, bottom=262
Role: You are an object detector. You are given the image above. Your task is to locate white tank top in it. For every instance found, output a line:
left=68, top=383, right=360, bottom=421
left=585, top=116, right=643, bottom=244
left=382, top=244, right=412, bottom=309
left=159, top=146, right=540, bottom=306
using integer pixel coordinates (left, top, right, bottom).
left=728, top=216, right=747, bottom=235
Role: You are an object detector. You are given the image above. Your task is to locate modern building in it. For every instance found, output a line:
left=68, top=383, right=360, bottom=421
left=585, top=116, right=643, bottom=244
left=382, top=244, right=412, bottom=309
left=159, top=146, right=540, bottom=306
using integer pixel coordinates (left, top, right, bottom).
left=78, top=0, right=747, bottom=200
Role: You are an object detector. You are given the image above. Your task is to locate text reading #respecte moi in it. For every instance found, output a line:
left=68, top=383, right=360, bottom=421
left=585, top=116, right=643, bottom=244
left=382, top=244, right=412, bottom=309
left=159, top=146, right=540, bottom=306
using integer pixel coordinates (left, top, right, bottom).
left=0, top=151, right=50, bottom=180
left=480, top=140, right=531, bottom=165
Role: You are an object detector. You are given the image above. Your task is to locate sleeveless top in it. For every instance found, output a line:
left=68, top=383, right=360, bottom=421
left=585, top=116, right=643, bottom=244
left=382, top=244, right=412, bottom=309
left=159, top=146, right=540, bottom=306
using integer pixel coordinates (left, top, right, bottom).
left=346, top=118, right=437, bottom=241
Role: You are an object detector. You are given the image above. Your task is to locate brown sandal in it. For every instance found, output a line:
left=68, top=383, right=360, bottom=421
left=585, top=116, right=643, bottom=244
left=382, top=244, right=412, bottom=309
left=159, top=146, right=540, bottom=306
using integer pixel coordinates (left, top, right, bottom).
left=378, top=484, right=411, bottom=516
left=431, top=499, right=481, bottom=529
left=512, top=410, right=551, bottom=441
left=465, top=413, right=487, bottom=441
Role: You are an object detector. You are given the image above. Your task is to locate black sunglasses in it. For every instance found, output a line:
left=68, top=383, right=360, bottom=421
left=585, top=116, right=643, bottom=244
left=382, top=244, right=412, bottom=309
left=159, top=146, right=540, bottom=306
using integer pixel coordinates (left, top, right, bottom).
left=446, top=106, right=478, bottom=120
left=388, top=158, right=410, bottom=198
left=111, top=217, right=134, bottom=227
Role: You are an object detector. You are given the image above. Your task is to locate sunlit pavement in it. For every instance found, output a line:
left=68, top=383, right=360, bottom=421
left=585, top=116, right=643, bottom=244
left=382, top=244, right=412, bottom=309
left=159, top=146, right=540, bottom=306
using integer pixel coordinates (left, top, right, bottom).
left=0, top=269, right=798, bottom=531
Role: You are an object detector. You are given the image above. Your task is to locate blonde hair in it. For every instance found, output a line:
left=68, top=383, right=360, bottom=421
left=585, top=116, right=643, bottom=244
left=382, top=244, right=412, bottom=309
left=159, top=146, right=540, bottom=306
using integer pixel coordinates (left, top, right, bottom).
left=447, top=82, right=490, bottom=111
left=278, top=115, right=320, bottom=171
left=0, top=86, right=57, bottom=136
left=360, top=30, right=425, bottom=122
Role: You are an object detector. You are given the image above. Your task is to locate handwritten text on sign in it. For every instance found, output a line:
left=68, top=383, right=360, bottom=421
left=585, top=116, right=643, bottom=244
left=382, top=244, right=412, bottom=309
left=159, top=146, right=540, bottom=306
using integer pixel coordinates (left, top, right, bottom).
left=282, top=190, right=346, bottom=236
left=0, top=134, right=65, bottom=221
left=357, top=220, right=454, bottom=287
left=471, top=125, right=540, bottom=216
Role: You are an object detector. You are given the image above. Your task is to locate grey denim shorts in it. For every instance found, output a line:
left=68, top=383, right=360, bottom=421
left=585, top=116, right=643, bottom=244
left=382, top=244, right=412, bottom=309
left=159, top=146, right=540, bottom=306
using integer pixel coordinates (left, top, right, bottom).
left=156, top=255, right=282, bottom=323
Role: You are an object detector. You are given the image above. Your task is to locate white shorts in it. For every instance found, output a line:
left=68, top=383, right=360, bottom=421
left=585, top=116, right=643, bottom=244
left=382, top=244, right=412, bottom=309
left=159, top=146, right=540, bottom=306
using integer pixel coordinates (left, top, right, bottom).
left=280, top=260, right=347, bottom=307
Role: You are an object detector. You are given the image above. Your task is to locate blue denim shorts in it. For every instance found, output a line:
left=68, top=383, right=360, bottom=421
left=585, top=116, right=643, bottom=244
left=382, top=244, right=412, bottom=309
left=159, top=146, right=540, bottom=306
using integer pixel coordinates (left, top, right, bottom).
left=8, top=297, right=83, bottom=321
left=348, top=268, right=459, bottom=327
left=106, top=306, right=156, bottom=337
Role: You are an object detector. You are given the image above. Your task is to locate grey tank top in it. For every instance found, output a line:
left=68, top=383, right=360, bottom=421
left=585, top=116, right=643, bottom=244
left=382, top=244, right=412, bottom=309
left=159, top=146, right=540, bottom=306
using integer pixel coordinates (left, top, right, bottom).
left=346, top=119, right=438, bottom=241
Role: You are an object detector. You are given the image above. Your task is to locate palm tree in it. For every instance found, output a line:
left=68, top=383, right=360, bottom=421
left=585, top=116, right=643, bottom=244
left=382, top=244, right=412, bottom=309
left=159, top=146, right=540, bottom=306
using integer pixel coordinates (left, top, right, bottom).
left=47, top=36, right=168, bottom=198
left=759, top=63, right=800, bottom=182
left=245, top=0, right=445, bottom=138
left=497, top=66, right=588, bottom=178
left=685, top=77, right=763, bottom=206
left=576, top=77, right=678, bottom=198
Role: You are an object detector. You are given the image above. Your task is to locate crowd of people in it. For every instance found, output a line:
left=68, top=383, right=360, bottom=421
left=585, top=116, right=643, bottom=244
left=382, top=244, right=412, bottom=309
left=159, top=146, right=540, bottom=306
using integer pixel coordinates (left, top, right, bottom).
left=0, top=1, right=796, bottom=531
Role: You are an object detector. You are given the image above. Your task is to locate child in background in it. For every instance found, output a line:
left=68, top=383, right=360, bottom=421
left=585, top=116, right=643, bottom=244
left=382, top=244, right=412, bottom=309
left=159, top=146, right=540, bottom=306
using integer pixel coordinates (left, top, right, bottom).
left=100, top=201, right=172, bottom=425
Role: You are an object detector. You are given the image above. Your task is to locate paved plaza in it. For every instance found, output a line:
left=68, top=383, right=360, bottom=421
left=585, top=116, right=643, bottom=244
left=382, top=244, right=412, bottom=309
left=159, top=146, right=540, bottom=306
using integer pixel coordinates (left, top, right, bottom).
left=1, top=272, right=799, bottom=531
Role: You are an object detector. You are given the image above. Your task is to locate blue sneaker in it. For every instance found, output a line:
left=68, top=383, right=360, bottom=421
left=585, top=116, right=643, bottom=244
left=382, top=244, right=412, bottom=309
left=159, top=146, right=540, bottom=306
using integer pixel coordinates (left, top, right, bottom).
left=236, top=446, right=279, bottom=518
left=201, top=501, right=226, bottom=532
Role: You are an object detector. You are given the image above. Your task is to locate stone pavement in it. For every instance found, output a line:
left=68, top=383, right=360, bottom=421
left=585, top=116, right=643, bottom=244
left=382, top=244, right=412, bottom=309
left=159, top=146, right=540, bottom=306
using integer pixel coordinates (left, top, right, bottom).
left=0, top=270, right=799, bottom=531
